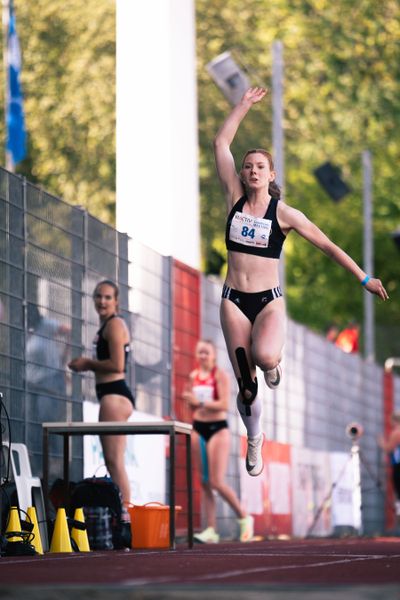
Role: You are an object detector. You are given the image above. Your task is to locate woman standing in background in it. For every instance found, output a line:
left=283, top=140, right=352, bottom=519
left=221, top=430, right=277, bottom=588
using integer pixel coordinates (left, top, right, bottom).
left=183, top=339, right=254, bottom=543
left=69, top=280, right=134, bottom=518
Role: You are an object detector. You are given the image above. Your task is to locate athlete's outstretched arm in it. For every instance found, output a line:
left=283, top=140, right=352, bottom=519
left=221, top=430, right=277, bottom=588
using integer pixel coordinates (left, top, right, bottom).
left=213, top=87, right=267, bottom=207
left=280, top=204, right=389, bottom=301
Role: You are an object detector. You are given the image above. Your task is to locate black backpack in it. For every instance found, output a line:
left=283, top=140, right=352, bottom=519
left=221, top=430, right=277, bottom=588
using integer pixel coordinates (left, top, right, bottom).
left=69, top=476, right=131, bottom=550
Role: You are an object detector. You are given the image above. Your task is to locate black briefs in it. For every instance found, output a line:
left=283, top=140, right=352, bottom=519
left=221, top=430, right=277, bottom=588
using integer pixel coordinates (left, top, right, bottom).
left=222, top=284, right=283, bottom=324
left=193, top=419, right=229, bottom=442
left=393, top=464, right=400, bottom=499
left=95, top=379, right=135, bottom=407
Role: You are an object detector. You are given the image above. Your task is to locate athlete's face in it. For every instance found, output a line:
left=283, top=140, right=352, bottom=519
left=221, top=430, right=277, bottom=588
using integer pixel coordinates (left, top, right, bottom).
left=241, top=153, right=275, bottom=190
left=93, top=284, right=118, bottom=320
left=195, top=342, right=216, bottom=370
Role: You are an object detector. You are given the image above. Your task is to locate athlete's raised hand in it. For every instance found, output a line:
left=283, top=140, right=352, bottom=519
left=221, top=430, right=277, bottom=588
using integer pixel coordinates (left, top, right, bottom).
left=242, top=87, right=268, bottom=105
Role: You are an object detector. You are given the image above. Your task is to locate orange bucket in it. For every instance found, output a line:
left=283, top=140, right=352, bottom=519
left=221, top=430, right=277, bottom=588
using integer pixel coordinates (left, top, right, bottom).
left=128, top=502, right=182, bottom=549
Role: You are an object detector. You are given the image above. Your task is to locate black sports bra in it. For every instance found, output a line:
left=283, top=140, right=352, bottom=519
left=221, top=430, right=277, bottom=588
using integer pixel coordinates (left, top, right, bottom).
left=225, top=196, right=286, bottom=258
left=93, top=314, right=130, bottom=372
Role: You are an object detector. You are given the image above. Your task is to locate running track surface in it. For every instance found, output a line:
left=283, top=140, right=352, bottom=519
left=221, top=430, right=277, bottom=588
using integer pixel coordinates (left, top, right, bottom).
left=1, top=537, right=400, bottom=594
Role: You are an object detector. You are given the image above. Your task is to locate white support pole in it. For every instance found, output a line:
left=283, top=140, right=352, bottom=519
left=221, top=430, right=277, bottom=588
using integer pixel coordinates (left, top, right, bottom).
left=271, top=41, right=285, bottom=440
left=272, top=40, right=285, bottom=292
left=351, top=444, right=363, bottom=535
left=362, top=150, right=374, bottom=362
left=116, top=0, right=199, bottom=268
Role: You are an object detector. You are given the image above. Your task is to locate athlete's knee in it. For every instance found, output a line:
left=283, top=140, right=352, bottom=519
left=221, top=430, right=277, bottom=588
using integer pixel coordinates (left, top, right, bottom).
left=254, top=349, right=281, bottom=372
left=103, top=450, right=124, bottom=474
left=208, top=477, right=225, bottom=493
left=201, top=480, right=212, bottom=493
left=104, top=458, right=118, bottom=476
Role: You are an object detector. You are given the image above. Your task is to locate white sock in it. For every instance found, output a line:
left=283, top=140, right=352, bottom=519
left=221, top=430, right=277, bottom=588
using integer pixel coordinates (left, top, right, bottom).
left=236, top=393, right=262, bottom=438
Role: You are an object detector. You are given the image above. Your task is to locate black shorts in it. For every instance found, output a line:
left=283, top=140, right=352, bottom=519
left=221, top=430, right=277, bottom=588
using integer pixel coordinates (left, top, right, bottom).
left=95, top=379, right=135, bottom=407
left=193, top=419, right=228, bottom=443
left=222, top=284, right=283, bottom=324
left=393, top=463, right=400, bottom=499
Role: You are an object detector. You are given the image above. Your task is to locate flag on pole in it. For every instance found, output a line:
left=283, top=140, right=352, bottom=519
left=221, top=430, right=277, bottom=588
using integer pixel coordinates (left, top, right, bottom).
left=6, top=0, right=27, bottom=165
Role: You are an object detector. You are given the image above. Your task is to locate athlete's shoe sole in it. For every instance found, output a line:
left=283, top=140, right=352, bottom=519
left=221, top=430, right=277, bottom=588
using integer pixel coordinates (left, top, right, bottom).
left=264, top=364, right=282, bottom=389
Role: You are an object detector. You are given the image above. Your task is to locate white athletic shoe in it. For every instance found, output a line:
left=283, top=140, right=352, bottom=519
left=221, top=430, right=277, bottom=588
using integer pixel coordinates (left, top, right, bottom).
left=193, top=526, right=220, bottom=544
left=238, top=515, right=254, bottom=542
left=246, top=432, right=264, bottom=477
left=264, top=364, right=282, bottom=389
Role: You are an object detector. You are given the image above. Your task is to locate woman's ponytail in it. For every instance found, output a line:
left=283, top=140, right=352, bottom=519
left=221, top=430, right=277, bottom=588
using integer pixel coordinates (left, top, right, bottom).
left=269, top=180, right=281, bottom=200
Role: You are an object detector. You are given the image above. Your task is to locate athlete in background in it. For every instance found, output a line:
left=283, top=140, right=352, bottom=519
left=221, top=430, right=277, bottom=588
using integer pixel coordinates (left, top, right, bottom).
left=183, top=339, right=254, bottom=543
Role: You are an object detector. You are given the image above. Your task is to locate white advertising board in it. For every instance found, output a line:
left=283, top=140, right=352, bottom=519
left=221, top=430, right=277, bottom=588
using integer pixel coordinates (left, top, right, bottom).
left=83, top=401, right=166, bottom=505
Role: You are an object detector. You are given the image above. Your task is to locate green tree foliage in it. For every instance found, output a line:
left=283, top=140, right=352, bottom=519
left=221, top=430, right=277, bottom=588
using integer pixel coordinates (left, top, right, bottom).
left=196, top=0, right=400, bottom=358
left=1, top=1, right=399, bottom=360
left=0, top=0, right=115, bottom=224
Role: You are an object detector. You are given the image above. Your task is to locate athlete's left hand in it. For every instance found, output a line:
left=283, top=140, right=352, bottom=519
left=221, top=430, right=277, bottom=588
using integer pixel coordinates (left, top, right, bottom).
left=68, top=357, right=91, bottom=372
left=364, top=277, right=389, bottom=301
left=182, top=390, right=198, bottom=407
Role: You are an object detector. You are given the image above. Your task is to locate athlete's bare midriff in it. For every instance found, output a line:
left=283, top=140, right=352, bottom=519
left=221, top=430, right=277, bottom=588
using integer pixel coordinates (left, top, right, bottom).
left=225, top=251, right=280, bottom=292
left=192, top=407, right=228, bottom=423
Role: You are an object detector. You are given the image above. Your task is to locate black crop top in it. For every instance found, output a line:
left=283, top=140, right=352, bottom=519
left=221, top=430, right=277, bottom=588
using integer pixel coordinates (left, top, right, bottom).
left=93, top=314, right=130, bottom=372
left=225, top=196, right=286, bottom=258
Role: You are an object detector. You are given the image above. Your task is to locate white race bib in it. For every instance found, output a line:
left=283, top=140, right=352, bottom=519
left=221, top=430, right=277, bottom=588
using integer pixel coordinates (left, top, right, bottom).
left=192, top=385, right=214, bottom=402
left=229, top=212, right=272, bottom=247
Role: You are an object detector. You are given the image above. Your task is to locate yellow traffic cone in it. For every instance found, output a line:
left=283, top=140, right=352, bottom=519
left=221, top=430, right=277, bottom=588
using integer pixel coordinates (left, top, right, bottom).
left=27, top=506, right=43, bottom=555
left=6, top=506, right=22, bottom=542
left=71, top=508, right=90, bottom=552
left=49, top=508, right=72, bottom=553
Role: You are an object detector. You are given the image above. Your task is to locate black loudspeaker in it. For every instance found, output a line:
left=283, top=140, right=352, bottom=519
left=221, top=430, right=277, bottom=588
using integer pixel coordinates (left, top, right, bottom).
left=1, top=482, right=18, bottom=534
left=206, top=248, right=226, bottom=276
left=391, top=230, right=400, bottom=252
left=314, top=162, right=350, bottom=202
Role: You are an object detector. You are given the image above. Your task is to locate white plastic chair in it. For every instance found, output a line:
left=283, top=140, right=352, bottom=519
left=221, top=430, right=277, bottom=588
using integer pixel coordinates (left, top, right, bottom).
left=2, top=442, right=49, bottom=551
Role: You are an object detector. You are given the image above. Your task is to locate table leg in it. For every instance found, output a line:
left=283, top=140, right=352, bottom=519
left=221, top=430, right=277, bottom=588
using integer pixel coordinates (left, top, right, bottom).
left=186, top=432, right=193, bottom=548
left=42, top=427, right=49, bottom=518
left=63, top=434, right=70, bottom=488
left=169, top=429, right=176, bottom=549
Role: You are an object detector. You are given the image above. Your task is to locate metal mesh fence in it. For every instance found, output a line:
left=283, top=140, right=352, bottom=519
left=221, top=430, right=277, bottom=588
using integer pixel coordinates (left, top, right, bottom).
left=1, top=165, right=399, bottom=536
left=0, top=167, right=132, bottom=485
left=128, top=239, right=172, bottom=417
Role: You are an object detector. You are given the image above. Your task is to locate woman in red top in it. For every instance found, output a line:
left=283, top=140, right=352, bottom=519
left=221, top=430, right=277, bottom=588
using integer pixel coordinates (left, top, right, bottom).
left=183, top=339, right=253, bottom=543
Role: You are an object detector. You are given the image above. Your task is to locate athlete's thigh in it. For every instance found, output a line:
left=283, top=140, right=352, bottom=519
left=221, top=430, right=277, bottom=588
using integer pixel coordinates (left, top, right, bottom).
left=220, top=298, right=254, bottom=379
left=251, top=297, right=286, bottom=360
left=207, top=427, right=231, bottom=482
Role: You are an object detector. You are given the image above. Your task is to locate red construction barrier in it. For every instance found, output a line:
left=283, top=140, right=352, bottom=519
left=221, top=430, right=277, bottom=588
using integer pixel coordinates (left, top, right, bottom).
left=171, top=259, right=201, bottom=531
left=383, top=369, right=395, bottom=530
